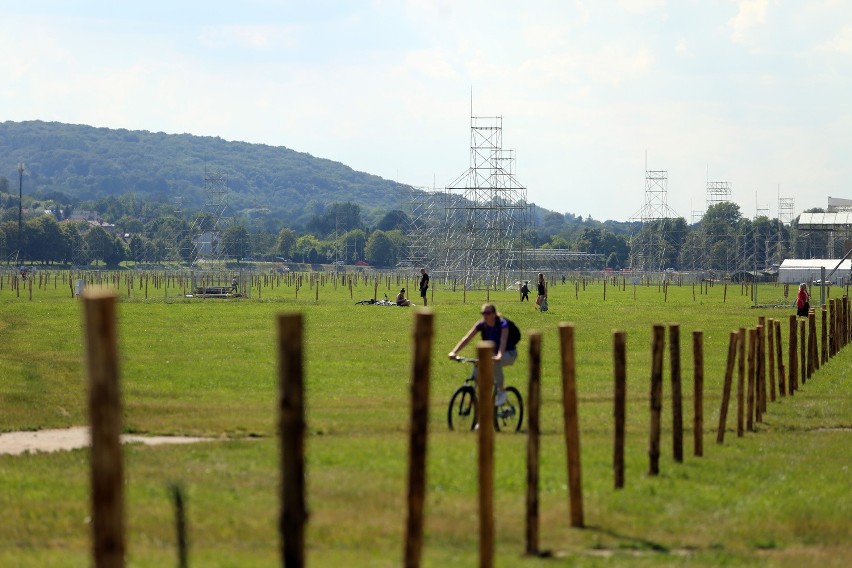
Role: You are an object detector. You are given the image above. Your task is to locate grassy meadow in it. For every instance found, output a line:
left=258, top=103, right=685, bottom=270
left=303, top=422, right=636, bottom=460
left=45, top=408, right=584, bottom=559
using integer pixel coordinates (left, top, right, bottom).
left=0, top=270, right=850, bottom=567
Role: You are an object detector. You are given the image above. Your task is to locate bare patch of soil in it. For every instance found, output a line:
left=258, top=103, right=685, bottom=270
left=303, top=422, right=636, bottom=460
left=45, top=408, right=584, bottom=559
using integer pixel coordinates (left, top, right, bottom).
left=0, top=426, right=217, bottom=456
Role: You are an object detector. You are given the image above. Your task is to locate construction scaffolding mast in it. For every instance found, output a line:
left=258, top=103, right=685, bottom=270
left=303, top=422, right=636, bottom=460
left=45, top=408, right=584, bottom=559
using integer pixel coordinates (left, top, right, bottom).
left=189, top=168, right=232, bottom=266
left=438, top=114, right=530, bottom=284
left=629, top=168, right=680, bottom=270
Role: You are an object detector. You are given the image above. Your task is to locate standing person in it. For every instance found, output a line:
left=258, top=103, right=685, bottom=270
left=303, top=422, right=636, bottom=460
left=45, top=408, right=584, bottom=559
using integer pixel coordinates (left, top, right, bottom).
left=231, top=276, right=239, bottom=293
left=796, top=283, right=810, bottom=317
left=419, top=268, right=430, bottom=307
left=535, top=273, right=547, bottom=310
left=448, top=303, right=518, bottom=405
left=520, top=281, right=530, bottom=302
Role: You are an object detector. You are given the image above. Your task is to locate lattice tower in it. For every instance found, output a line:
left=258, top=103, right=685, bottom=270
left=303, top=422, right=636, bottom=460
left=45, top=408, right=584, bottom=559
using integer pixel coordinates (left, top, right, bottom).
left=189, top=169, right=232, bottom=266
left=439, top=115, right=530, bottom=283
left=629, top=169, right=680, bottom=270
left=777, top=197, right=795, bottom=224
left=404, top=187, right=447, bottom=269
left=706, top=181, right=731, bottom=210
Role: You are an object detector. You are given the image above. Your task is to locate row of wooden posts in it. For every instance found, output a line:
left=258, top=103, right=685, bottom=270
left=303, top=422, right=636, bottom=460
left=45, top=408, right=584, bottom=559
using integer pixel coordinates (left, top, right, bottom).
left=80, top=287, right=848, bottom=567
left=7, top=269, right=842, bottom=309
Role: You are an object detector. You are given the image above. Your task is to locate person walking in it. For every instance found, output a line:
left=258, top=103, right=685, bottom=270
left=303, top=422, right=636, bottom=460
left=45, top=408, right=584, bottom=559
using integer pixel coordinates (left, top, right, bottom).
left=535, top=273, right=547, bottom=310
left=448, top=303, right=518, bottom=406
left=520, top=281, right=530, bottom=302
left=796, top=283, right=810, bottom=317
left=419, top=268, right=430, bottom=307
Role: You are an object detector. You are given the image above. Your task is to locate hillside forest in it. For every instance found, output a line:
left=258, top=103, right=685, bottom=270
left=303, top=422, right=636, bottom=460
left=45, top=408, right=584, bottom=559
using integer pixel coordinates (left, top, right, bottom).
left=0, top=121, right=832, bottom=269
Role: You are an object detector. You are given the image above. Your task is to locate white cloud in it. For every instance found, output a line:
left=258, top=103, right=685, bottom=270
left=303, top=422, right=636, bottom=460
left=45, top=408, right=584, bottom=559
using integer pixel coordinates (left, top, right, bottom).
left=816, top=25, right=852, bottom=54
left=675, top=37, right=692, bottom=58
left=618, top=0, right=666, bottom=13
left=399, top=49, right=458, bottom=80
left=728, top=0, right=769, bottom=45
left=197, top=24, right=299, bottom=50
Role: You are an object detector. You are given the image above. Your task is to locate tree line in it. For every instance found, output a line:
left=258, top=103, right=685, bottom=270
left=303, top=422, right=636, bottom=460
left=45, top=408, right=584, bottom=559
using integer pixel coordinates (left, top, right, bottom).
left=0, top=188, right=830, bottom=270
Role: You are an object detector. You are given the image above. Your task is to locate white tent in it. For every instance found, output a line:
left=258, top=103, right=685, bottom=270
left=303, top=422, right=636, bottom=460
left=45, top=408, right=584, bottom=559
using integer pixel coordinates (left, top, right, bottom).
left=778, top=258, right=851, bottom=285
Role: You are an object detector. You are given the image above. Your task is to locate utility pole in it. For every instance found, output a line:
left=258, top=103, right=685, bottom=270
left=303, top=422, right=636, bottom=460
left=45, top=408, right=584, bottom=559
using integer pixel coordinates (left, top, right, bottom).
left=17, top=162, right=25, bottom=261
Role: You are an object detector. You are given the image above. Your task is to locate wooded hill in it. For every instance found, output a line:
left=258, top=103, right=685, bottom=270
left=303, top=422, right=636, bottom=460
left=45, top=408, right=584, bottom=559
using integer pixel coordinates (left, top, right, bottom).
left=0, top=120, right=420, bottom=229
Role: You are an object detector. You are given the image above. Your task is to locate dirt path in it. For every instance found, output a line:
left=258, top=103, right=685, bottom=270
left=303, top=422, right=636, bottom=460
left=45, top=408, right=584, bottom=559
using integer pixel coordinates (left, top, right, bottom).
left=0, top=427, right=216, bottom=456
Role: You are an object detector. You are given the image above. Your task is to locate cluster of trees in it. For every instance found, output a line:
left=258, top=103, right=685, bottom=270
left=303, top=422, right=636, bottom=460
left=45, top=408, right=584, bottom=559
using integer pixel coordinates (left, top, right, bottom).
left=0, top=184, right=829, bottom=271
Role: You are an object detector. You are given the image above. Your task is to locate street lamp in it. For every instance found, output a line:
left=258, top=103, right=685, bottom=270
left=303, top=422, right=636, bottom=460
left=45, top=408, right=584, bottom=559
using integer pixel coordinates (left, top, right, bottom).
left=17, top=162, right=25, bottom=259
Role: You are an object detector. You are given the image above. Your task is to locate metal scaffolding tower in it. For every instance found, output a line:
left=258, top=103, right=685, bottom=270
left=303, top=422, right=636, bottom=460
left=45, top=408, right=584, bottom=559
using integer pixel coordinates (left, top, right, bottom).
left=437, top=114, right=531, bottom=283
left=706, top=181, right=731, bottom=210
left=189, top=168, right=232, bottom=266
left=778, top=196, right=795, bottom=225
left=629, top=168, right=680, bottom=270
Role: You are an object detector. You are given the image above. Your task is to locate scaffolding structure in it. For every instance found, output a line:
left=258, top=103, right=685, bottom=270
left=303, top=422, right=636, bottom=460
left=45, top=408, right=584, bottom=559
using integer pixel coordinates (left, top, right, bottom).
left=629, top=169, right=680, bottom=270
left=706, top=181, right=731, bottom=210
left=189, top=169, right=232, bottom=266
left=401, top=113, right=602, bottom=283
left=438, top=115, right=530, bottom=283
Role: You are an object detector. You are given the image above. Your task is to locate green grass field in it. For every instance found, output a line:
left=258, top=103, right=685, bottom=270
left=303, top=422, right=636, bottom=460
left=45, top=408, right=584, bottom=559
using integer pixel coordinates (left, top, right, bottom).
left=1, top=272, right=850, bottom=567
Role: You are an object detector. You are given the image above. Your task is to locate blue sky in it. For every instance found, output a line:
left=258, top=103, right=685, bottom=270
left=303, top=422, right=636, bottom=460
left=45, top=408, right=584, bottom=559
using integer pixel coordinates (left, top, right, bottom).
left=3, top=0, right=851, bottom=222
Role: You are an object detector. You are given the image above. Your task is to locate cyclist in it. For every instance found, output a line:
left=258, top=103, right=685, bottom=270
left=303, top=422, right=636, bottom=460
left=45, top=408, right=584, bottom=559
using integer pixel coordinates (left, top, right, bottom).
left=448, top=303, right=517, bottom=406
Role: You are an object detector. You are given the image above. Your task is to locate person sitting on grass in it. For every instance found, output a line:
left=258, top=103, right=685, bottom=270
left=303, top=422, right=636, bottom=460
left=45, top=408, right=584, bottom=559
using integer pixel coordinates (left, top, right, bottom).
left=396, top=288, right=411, bottom=306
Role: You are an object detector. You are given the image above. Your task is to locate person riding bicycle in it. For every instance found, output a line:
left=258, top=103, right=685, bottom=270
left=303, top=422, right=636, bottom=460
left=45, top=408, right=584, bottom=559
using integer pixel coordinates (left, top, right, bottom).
left=448, top=303, right=518, bottom=406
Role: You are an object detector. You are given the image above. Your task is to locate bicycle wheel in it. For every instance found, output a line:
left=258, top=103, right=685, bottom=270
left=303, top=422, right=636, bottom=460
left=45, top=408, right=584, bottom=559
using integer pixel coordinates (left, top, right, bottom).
left=447, top=385, right=478, bottom=431
left=494, top=386, right=524, bottom=432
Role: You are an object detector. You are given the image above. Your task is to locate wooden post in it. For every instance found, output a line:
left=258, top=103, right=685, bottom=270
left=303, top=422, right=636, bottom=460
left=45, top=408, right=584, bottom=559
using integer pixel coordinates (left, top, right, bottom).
left=525, top=331, right=543, bottom=555
left=789, top=315, right=798, bottom=394
left=613, top=331, right=627, bottom=487
left=800, top=319, right=807, bottom=386
left=767, top=319, right=777, bottom=403
left=559, top=324, right=584, bottom=526
left=692, top=331, right=703, bottom=457
left=669, top=324, right=683, bottom=463
left=477, top=341, right=495, bottom=568
left=649, top=325, right=664, bottom=472
left=169, top=483, right=188, bottom=568
left=775, top=320, right=786, bottom=397
left=756, top=320, right=766, bottom=419
left=736, top=328, right=745, bottom=437
left=716, top=331, right=737, bottom=444
left=747, top=328, right=756, bottom=432
left=277, top=313, right=306, bottom=568
left=809, top=311, right=818, bottom=375
left=404, top=310, right=434, bottom=568
left=83, top=290, right=125, bottom=568
left=831, top=301, right=838, bottom=358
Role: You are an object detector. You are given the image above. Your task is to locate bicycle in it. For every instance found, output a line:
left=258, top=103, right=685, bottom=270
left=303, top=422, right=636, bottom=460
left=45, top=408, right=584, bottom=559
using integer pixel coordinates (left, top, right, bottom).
left=447, top=356, right=524, bottom=432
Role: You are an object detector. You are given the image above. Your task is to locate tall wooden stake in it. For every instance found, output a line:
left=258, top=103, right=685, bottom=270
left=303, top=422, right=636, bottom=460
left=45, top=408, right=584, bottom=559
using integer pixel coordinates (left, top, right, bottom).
left=692, top=331, right=704, bottom=457
left=559, top=324, right=584, bottom=526
left=83, top=290, right=126, bottom=568
left=669, top=324, right=683, bottom=463
left=525, top=331, right=543, bottom=555
left=716, top=331, right=737, bottom=444
left=477, top=341, right=495, bottom=568
left=614, top=331, right=627, bottom=486
left=404, top=310, right=434, bottom=568
left=649, top=325, right=665, bottom=472
left=278, top=313, right=306, bottom=568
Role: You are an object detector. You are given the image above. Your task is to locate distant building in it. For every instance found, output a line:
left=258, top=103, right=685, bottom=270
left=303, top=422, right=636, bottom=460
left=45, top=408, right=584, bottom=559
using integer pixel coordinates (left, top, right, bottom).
left=778, top=258, right=851, bottom=285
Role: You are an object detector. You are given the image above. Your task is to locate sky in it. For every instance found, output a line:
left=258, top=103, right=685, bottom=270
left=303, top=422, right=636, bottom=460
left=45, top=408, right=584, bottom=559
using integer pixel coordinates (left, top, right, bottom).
left=2, top=0, right=851, bottom=223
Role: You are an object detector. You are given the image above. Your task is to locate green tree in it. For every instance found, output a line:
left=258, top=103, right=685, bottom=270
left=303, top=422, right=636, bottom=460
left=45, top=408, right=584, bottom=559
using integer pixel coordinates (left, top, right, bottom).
left=220, top=225, right=251, bottom=259
left=365, top=230, right=395, bottom=267
left=376, top=210, right=409, bottom=232
left=275, top=227, right=297, bottom=258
